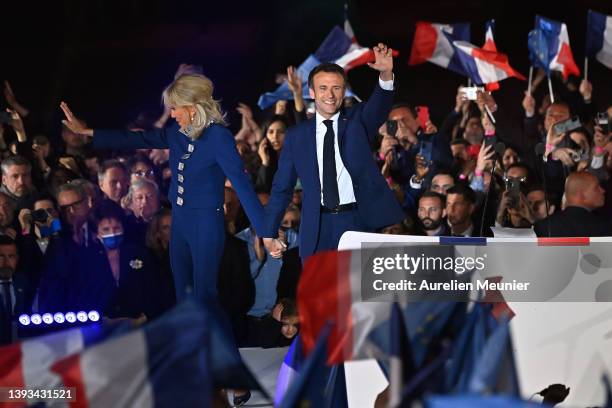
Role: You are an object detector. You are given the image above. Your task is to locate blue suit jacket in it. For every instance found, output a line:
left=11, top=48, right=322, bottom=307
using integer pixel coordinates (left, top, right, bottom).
left=94, top=123, right=264, bottom=232
left=262, top=84, right=405, bottom=257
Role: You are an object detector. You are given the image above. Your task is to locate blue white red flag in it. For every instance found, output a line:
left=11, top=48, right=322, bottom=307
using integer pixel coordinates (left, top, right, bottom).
left=586, top=10, right=612, bottom=69
left=408, top=22, right=471, bottom=75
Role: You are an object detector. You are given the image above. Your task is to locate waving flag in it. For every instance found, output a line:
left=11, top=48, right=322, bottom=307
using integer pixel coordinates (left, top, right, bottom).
left=483, top=20, right=497, bottom=52
left=408, top=22, right=471, bottom=75
left=50, top=300, right=211, bottom=408
left=482, top=20, right=500, bottom=91
left=258, top=21, right=400, bottom=110
left=453, top=40, right=526, bottom=86
left=0, top=323, right=128, bottom=407
left=297, top=249, right=465, bottom=364
left=586, top=10, right=612, bottom=69
left=528, top=16, right=580, bottom=79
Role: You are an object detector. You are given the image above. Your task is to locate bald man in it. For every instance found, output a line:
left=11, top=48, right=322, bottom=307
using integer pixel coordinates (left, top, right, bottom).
left=534, top=172, right=611, bottom=237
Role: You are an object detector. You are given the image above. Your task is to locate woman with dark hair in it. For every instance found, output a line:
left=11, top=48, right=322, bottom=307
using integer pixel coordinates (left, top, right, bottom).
left=255, top=115, right=289, bottom=193
left=72, top=199, right=152, bottom=319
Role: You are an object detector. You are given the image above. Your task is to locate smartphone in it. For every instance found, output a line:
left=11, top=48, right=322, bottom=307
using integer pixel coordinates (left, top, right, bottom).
left=552, top=117, right=581, bottom=136
left=386, top=120, right=398, bottom=137
left=483, top=134, right=498, bottom=160
left=416, top=106, right=430, bottom=130
left=419, top=140, right=433, bottom=163
left=459, top=86, right=485, bottom=101
left=596, top=112, right=610, bottom=134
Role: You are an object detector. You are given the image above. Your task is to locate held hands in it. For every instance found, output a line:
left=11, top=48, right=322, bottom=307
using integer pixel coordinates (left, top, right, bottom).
left=60, top=102, right=93, bottom=137
left=263, top=237, right=287, bottom=259
left=368, top=43, right=393, bottom=81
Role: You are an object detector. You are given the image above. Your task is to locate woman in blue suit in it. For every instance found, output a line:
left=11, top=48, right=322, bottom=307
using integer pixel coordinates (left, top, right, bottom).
left=60, top=74, right=265, bottom=306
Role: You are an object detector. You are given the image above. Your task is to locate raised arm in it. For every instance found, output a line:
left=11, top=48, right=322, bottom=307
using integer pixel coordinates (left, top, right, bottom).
left=360, top=43, right=395, bottom=141
left=60, top=101, right=170, bottom=149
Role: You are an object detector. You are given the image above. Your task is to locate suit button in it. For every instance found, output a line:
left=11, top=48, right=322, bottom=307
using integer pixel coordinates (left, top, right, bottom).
left=178, top=162, right=184, bottom=171
left=177, top=197, right=183, bottom=206
left=178, top=186, right=184, bottom=194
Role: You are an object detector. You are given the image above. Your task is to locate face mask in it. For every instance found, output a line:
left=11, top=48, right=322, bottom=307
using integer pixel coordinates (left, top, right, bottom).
left=100, top=233, right=124, bottom=250
left=39, top=218, right=62, bottom=238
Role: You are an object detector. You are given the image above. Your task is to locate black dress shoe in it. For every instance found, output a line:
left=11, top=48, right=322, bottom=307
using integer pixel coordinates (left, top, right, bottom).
left=233, top=390, right=251, bottom=407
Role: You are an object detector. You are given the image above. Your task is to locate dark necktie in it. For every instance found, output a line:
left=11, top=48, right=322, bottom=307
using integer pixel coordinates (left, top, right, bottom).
left=1, top=281, right=12, bottom=319
left=322, top=120, right=340, bottom=209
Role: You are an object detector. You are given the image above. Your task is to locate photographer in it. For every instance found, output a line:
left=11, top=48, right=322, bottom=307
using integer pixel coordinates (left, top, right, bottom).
left=495, top=164, right=536, bottom=229
left=16, top=193, right=62, bottom=290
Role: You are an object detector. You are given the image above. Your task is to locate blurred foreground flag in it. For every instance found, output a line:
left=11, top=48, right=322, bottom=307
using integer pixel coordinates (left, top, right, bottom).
left=528, top=16, right=580, bottom=79
left=586, top=10, right=612, bottom=69
left=408, top=22, right=470, bottom=75
left=50, top=300, right=211, bottom=407
left=297, top=250, right=464, bottom=365
left=453, top=40, right=526, bottom=86
left=0, top=321, right=129, bottom=407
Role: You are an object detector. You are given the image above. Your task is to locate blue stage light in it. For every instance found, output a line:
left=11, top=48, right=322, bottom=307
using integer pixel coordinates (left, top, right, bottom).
left=88, top=311, right=100, bottom=322
left=76, top=311, right=88, bottom=322
left=30, top=314, right=42, bottom=325
left=54, top=313, right=65, bottom=323
left=65, top=312, right=76, bottom=323
left=42, top=313, right=53, bottom=324
left=18, top=314, right=30, bottom=326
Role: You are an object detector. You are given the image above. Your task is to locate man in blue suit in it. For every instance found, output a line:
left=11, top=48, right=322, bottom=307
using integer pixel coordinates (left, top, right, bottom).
left=262, top=43, right=405, bottom=260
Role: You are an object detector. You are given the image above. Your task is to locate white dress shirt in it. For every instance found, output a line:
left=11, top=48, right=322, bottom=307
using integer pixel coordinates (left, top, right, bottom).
left=315, top=76, right=394, bottom=205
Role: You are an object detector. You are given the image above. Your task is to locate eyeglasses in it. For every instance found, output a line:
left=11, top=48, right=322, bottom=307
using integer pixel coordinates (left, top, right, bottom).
left=132, top=170, right=155, bottom=178
left=59, top=198, right=86, bottom=212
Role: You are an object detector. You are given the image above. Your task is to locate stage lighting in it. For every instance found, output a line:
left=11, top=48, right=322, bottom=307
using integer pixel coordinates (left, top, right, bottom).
left=76, top=311, right=88, bottom=322
left=54, top=313, right=65, bottom=323
left=88, top=311, right=100, bottom=322
left=42, top=313, right=53, bottom=324
left=18, top=314, right=30, bottom=326
left=30, top=314, right=42, bottom=325
left=65, top=312, right=76, bottom=323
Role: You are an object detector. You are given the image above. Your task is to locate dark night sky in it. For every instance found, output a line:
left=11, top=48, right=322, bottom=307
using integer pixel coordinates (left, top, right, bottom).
left=0, top=0, right=610, bottom=137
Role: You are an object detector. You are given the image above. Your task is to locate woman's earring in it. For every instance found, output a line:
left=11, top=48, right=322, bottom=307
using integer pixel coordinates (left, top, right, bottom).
left=190, top=113, right=195, bottom=123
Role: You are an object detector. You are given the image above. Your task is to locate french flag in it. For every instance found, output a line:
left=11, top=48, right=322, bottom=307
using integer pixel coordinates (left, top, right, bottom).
left=586, top=10, right=612, bottom=70
left=528, top=16, right=580, bottom=79
left=408, top=22, right=471, bottom=75
left=339, top=18, right=400, bottom=71
left=452, top=40, right=526, bottom=86
left=482, top=20, right=500, bottom=91
left=0, top=323, right=128, bottom=407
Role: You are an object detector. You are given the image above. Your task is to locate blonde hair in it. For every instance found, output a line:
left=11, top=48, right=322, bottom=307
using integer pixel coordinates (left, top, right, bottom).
left=162, top=74, right=227, bottom=138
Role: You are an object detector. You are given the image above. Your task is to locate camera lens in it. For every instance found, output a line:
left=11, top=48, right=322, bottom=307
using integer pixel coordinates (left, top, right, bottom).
left=32, top=209, right=49, bottom=223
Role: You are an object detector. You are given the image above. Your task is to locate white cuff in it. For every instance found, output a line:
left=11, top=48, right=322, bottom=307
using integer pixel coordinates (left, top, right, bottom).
left=378, top=74, right=394, bottom=91
left=409, top=175, right=423, bottom=189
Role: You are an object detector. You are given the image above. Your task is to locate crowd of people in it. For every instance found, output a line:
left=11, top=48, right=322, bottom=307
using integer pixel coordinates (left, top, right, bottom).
left=0, top=56, right=610, bottom=357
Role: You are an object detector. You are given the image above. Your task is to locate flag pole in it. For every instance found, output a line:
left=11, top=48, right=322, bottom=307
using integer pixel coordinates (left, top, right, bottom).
left=527, top=66, right=533, bottom=95
left=467, top=78, right=472, bottom=87
left=584, top=57, right=589, bottom=82
left=547, top=76, right=555, bottom=103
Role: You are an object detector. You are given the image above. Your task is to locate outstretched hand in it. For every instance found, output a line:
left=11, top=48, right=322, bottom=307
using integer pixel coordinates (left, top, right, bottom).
left=367, top=43, right=393, bottom=81
left=60, top=102, right=93, bottom=137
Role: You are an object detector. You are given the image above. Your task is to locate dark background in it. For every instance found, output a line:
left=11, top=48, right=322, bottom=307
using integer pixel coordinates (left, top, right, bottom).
left=0, top=0, right=610, bottom=137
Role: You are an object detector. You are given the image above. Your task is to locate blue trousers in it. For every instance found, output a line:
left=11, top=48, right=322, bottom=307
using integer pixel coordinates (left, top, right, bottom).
left=312, top=208, right=370, bottom=256
left=170, top=206, right=225, bottom=303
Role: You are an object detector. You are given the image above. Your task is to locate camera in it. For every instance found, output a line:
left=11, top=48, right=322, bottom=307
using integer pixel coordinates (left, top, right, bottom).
left=459, top=86, right=484, bottom=101
left=596, top=112, right=609, bottom=134
left=386, top=120, right=398, bottom=137
left=32, top=208, right=50, bottom=224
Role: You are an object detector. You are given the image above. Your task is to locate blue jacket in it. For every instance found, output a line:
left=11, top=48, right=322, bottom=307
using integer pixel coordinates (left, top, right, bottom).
left=261, top=84, right=405, bottom=257
left=94, top=123, right=264, bottom=232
